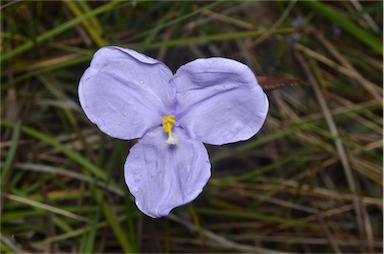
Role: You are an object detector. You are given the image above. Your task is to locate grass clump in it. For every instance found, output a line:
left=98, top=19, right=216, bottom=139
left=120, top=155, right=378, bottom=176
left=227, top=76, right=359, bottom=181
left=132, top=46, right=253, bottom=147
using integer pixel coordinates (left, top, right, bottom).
left=1, top=1, right=382, bottom=253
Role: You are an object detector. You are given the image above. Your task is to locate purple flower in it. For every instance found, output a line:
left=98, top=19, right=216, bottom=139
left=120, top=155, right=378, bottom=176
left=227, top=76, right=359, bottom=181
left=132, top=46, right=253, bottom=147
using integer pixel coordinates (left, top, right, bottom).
left=78, top=46, right=269, bottom=218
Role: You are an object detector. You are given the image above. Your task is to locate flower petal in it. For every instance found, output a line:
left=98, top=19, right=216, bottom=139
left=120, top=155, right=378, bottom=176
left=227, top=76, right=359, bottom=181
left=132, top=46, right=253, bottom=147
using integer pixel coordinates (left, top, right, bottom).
left=79, top=46, right=175, bottom=139
left=173, top=58, right=269, bottom=145
left=124, top=127, right=211, bottom=218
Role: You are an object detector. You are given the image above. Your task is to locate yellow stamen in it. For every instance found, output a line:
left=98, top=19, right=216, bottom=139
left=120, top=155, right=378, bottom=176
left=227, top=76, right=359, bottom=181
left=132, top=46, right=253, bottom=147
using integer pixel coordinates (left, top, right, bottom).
left=162, top=115, right=178, bottom=145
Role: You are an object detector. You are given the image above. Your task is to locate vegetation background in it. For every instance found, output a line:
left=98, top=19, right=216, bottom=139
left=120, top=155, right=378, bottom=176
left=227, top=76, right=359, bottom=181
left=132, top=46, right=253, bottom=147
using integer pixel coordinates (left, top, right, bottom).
left=1, top=1, right=382, bottom=253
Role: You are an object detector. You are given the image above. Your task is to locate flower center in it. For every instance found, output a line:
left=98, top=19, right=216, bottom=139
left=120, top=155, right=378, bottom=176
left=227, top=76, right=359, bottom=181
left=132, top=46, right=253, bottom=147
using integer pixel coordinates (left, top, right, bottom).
left=162, top=115, right=178, bottom=145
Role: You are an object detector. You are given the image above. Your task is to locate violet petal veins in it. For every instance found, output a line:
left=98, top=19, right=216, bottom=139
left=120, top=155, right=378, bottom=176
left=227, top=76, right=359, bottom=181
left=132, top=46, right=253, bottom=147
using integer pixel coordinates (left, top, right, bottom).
left=125, top=127, right=210, bottom=218
left=78, top=46, right=269, bottom=218
left=79, top=46, right=175, bottom=140
left=173, top=58, right=269, bottom=145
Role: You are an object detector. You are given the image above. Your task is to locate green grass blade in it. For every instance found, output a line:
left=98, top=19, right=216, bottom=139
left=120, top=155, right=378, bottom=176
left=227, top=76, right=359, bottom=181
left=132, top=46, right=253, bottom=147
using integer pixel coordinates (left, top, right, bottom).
left=123, top=1, right=222, bottom=43
left=3, top=193, right=90, bottom=223
left=79, top=204, right=101, bottom=253
left=1, top=120, right=109, bottom=183
left=1, top=120, right=21, bottom=183
left=63, top=0, right=108, bottom=47
left=196, top=208, right=319, bottom=229
left=300, top=1, right=383, bottom=55
left=1, top=1, right=124, bottom=63
left=95, top=190, right=132, bottom=253
left=141, top=28, right=294, bottom=50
